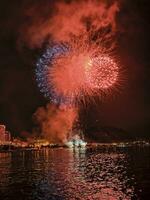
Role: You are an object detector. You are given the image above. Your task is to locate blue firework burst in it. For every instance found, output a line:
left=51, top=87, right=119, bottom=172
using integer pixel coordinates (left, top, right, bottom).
left=35, top=43, right=70, bottom=104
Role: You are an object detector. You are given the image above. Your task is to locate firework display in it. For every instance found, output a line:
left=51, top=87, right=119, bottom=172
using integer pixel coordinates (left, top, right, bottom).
left=34, top=0, right=121, bottom=143
left=36, top=39, right=119, bottom=106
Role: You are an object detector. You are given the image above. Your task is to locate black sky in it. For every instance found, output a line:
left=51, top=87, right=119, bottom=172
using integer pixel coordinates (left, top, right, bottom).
left=0, top=0, right=150, bottom=138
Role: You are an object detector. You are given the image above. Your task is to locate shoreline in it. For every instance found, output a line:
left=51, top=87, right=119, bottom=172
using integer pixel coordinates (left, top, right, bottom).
left=0, top=140, right=150, bottom=152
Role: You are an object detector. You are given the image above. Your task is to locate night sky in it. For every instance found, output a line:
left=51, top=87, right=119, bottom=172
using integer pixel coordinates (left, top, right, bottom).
left=0, top=0, right=150, bottom=138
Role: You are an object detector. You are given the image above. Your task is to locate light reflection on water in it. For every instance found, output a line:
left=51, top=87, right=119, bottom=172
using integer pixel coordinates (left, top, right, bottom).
left=0, top=147, right=149, bottom=200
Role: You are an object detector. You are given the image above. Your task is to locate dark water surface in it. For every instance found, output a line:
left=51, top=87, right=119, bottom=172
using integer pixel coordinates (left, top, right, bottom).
left=0, top=146, right=150, bottom=200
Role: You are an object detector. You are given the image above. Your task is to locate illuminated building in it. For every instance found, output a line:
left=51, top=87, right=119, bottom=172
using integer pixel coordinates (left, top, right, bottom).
left=0, top=125, right=6, bottom=142
left=0, top=125, right=11, bottom=143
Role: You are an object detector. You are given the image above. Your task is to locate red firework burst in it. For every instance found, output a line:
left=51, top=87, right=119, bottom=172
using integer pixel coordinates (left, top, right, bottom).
left=48, top=39, right=119, bottom=104
left=87, top=56, right=118, bottom=90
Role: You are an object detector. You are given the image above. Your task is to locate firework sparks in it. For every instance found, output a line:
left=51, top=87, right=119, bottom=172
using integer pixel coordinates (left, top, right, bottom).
left=36, top=38, right=119, bottom=106
left=88, top=56, right=118, bottom=90
left=34, top=0, right=120, bottom=107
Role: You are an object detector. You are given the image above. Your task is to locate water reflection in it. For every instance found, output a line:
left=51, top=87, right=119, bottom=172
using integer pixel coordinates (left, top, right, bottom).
left=0, top=152, right=11, bottom=192
left=0, top=147, right=149, bottom=200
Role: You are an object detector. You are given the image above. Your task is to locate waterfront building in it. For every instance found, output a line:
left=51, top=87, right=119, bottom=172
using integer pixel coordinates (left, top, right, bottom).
left=0, top=125, right=11, bottom=143
left=0, top=125, right=6, bottom=142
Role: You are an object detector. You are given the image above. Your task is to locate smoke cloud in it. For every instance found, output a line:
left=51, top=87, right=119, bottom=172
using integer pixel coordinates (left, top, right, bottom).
left=19, top=0, right=120, bottom=48
left=32, top=104, right=77, bottom=143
